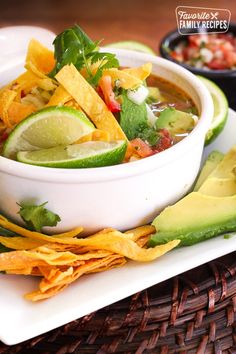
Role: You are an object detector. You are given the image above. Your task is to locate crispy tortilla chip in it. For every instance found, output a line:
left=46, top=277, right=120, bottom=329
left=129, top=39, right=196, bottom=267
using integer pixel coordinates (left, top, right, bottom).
left=53, top=227, right=83, bottom=238
left=75, top=129, right=110, bottom=143
left=47, top=85, right=72, bottom=106
left=7, top=70, right=56, bottom=94
left=102, top=68, right=142, bottom=89
left=122, top=63, right=152, bottom=81
left=0, top=216, right=83, bottom=243
left=125, top=225, right=156, bottom=241
left=25, top=255, right=126, bottom=301
left=25, top=39, right=55, bottom=78
left=0, top=251, right=48, bottom=270
left=8, top=101, right=36, bottom=125
left=0, top=236, right=45, bottom=250
left=0, top=89, right=17, bottom=127
left=6, top=267, right=38, bottom=275
left=55, top=64, right=127, bottom=140
left=62, top=232, right=180, bottom=262
left=0, top=216, right=178, bottom=261
left=0, top=120, right=6, bottom=133
left=25, top=284, right=67, bottom=301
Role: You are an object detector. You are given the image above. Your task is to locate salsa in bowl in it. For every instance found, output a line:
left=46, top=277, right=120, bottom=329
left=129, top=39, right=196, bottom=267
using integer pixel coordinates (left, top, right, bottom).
left=159, top=23, right=236, bottom=109
left=0, top=26, right=213, bottom=233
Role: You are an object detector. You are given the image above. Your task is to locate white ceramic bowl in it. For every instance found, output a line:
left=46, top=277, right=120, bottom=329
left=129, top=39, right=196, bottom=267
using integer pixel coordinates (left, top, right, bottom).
left=0, top=45, right=213, bottom=233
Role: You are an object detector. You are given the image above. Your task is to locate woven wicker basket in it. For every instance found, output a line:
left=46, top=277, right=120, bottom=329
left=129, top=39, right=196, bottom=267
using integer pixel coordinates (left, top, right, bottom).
left=1, top=252, right=236, bottom=354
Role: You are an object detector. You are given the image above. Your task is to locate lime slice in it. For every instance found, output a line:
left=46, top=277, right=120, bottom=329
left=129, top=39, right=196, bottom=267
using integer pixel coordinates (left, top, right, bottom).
left=17, top=140, right=128, bottom=168
left=197, top=76, right=228, bottom=145
left=3, top=106, right=95, bottom=159
left=105, top=41, right=156, bottom=55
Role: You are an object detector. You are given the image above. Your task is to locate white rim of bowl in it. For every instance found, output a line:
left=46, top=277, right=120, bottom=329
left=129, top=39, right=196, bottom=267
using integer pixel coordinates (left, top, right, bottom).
left=0, top=49, right=214, bottom=184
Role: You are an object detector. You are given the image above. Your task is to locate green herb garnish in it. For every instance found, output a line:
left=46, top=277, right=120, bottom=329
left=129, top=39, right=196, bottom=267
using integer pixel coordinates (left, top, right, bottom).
left=18, top=202, right=61, bottom=232
left=49, top=25, right=119, bottom=86
left=120, top=91, right=158, bottom=145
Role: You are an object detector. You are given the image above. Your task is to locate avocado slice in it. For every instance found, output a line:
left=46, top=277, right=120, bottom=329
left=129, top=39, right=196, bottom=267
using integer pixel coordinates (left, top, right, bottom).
left=210, top=146, right=236, bottom=179
left=156, top=107, right=195, bottom=135
left=196, top=147, right=236, bottom=196
left=146, top=87, right=163, bottom=103
left=199, top=177, right=236, bottom=197
left=193, top=150, right=224, bottom=191
left=150, top=192, right=236, bottom=246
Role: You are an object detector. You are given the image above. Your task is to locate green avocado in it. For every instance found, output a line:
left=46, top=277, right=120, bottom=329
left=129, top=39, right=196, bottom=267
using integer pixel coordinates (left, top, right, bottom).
left=199, top=177, right=236, bottom=197
left=150, top=192, right=236, bottom=246
left=156, top=107, right=195, bottom=135
left=146, top=87, right=163, bottom=104
left=193, top=150, right=224, bottom=191
left=196, top=147, right=236, bottom=197
left=210, top=146, right=236, bottom=179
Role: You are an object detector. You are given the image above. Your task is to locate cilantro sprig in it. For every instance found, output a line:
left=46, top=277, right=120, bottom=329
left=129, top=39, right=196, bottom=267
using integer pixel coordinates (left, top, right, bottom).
left=49, top=25, right=119, bottom=86
left=17, top=202, right=61, bottom=232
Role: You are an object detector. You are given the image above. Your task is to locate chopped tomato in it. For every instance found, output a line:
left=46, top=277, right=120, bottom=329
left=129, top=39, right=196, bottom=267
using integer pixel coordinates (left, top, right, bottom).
left=0, top=131, right=8, bottom=143
left=130, top=138, right=153, bottom=158
left=171, top=33, right=236, bottom=70
left=153, top=129, right=173, bottom=153
left=99, top=75, right=121, bottom=113
left=207, top=59, right=228, bottom=70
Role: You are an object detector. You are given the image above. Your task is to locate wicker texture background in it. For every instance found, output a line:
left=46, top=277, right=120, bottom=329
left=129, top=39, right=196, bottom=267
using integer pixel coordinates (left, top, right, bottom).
left=0, top=252, right=236, bottom=353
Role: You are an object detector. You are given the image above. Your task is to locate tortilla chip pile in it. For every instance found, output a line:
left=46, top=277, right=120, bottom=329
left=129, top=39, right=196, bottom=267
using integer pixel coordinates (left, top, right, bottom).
left=0, top=215, right=179, bottom=301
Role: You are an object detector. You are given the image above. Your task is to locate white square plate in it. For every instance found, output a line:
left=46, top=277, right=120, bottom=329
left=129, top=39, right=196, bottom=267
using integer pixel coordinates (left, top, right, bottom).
left=1, top=109, right=236, bottom=345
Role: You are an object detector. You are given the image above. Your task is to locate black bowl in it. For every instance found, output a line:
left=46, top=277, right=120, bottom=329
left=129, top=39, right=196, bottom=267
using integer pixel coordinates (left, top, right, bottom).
left=159, top=24, right=236, bottom=110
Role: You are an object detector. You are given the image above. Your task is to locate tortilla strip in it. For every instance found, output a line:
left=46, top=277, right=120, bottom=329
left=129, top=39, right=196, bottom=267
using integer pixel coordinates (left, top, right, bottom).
left=53, top=227, right=84, bottom=238
left=125, top=225, right=156, bottom=241
left=122, top=63, right=152, bottom=81
left=0, top=89, right=17, bottom=127
left=55, top=64, right=127, bottom=140
left=25, top=255, right=126, bottom=301
left=0, top=216, right=179, bottom=262
left=0, top=236, right=45, bottom=250
left=0, top=215, right=83, bottom=243
left=46, top=85, right=72, bottom=106
left=102, top=68, right=142, bottom=89
left=25, top=39, right=55, bottom=78
left=8, top=101, right=36, bottom=125
left=75, top=129, right=110, bottom=143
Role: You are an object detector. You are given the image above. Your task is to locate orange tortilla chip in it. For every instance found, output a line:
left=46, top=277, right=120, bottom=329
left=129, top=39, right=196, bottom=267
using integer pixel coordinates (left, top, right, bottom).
left=0, top=89, right=17, bottom=127
left=25, top=39, right=55, bottom=78
left=0, top=236, right=45, bottom=250
left=8, top=101, right=36, bottom=125
left=25, top=255, right=126, bottom=301
left=47, top=85, right=72, bottom=106
left=0, top=216, right=178, bottom=262
left=102, top=68, right=142, bottom=89
left=125, top=224, right=156, bottom=241
left=55, top=64, right=127, bottom=140
left=75, top=129, right=110, bottom=143
left=123, top=63, right=152, bottom=81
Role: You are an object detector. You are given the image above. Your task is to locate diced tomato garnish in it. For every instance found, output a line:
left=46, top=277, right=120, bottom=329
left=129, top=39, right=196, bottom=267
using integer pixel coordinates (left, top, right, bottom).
left=0, top=131, right=8, bottom=143
left=171, top=51, right=184, bottom=62
left=207, top=58, right=228, bottom=70
left=99, top=75, right=121, bottom=113
left=21, top=90, right=26, bottom=98
left=153, top=129, right=173, bottom=153
left=130, top=138, right=154, bottom=158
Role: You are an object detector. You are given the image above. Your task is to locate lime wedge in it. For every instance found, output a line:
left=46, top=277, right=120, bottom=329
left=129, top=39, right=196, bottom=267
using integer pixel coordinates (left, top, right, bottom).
left=105, top=41, right=156, bottom=55
left=17, top=140, right=128, bottom=168
left=197, top=76, right=228, bottom=145
left=3, top=106, right=95, bottom=159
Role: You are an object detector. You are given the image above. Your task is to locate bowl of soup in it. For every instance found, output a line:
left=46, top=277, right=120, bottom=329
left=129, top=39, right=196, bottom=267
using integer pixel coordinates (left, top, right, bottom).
left=0, top=44, right=213, bottom=233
